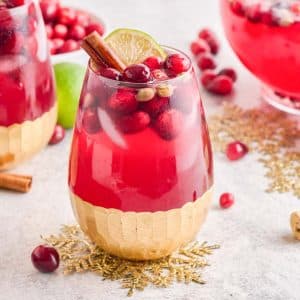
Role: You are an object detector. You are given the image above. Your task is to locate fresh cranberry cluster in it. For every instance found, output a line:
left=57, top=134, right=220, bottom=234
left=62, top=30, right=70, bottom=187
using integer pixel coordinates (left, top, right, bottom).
left=80, top=53, right=193, bottom=140
left=230, top=0, right=300, bottom=26
left=39, top=0, right=104, bottom=55
left=0, top=1, right=38, bottom=56
left=190, top=28, right=237, bottom=96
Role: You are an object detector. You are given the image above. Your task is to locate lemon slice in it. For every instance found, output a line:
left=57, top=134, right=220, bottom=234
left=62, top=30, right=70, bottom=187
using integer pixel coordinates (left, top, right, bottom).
left=105, top=28, right=166, bottom=66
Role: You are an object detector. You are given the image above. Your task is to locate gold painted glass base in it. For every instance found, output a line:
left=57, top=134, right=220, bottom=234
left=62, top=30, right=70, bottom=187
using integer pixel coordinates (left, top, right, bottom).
left=0, top=104, right=57, bottom=170
left=70, top=187, right=213, bottom=260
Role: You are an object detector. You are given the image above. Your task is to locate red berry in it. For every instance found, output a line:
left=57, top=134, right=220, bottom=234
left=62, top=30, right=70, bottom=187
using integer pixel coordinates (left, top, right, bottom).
left=69, top=24, right=86, bottom=41
left=230, top=1, right=245, bottom=17
left=39, top=0, right=60, bottom=23
left=59, top=39, right=79, bottom=53
left=53, top=24, right=68, bottom=39
left=123, top=64, right=151, bottom=83
left=45, top=24, right=53, bottom=39
left=151, top=69, right=169, bottom=81
left=197, top=53, right=216, bottom=71
left=200, top=70, right=217, bottom=87
left=198, top=28, right=215, bottom=40
left=261, top=11, right=277, bottom=26
left=31, top=245, right=59, bottom=273
left=49, top=38, right=64, bottom=55
left=85, top=23, right=104, bottom=36
left=100, top=67, right=121, bottom=80
left=57, top=7, right=76, bottom=25
left=190, top=39, right=210, bottom=56
left=108, top=89, right=137, bottom=114
left=245, top=4, right=262, bottom=23
left=219, top=193, right=235, bottom=209
left=140, top=96, right=170, bottom=118
left=206, top=36, right=219, bottom=55
left=117, top=111, right=150, bottom=133
left=82, top=108, right=101, bottom=134
left=218, top=68, right=237, bottom=82
left=207, top=75, right=233, bottom=95
left=143, top=56, right=162, bottom=71
left=165, top=53, right=190, bottom=75
left=49, top=124, right=65, bottom=145
left=154, top=109, right=183, bottom=140
left=75, top=11, right=91, bottom=27
left=226, top=141, right=248, bottom=161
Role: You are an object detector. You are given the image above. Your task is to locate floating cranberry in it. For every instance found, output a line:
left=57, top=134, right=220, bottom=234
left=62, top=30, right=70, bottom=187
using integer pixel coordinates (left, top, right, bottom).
left=108, top=89, right=137, bottom=114
left=100, top=67, right=120, bottom=80
left=39, top=0, right=60, bottom=23
left=245, top=4, right=262, bottom=23
left=218, top=68, right=237, bottom=82
left=82, top=108, right=101, bottom=134
left=85, top=23, right=104, bottom=36
left=53, top=24, right=68, bottom=39
left=5, top=0, right=25, bottom=8
left=49, top=124, right=65, bottom=145
left=197, top=53, right=216, bottom=70
left=230, top=0, right=245, bottom=17
left=165, top=53, right=190, bottom=75
left=151, top=69, right=169, bottom=81
left=0, top=29, right=17, bottom=54
left=190, top=39, right=210, bottom=56
left=117, top=111, right=150, bottom=133
left=201, top=70, right=217, bottom=87
left=140, top=96, right=170, bottom=118
left=68, top=24, right=86, bottom=41
left=123, top=64, right=151, bottom=83
left=75, top=11, right=91, bottom=27
left=143, top=56, right=162, bottom=71
left=31, top=245, right=60, bottom=273
left=219, top=193, right=235, bottom=209
left=226, top=141, right=248, bottom=161
left=59, top=39, right=79, bottom=54
left=57, top=7, right=76, bottom=25
left=261, top=11, right=277, bottom=26
left=207, top=75, right=233, bottom=95
left=154, top=109, right=183, bottom=140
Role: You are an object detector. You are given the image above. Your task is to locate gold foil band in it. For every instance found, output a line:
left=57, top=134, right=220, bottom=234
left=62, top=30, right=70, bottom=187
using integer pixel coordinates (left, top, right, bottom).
left=0, top=103, right=57, bottom=170
left=70, top=187, right=213, bottom=260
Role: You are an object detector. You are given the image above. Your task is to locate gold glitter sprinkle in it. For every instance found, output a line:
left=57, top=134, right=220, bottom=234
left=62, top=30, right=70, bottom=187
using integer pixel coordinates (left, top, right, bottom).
left=209, top=103, right=300, bottom=198
left=43, top=225, right=219, bottom=297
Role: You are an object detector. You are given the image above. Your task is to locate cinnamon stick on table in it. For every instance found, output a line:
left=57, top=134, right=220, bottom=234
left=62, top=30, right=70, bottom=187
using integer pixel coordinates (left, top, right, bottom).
left=0, top=173, right=32, bottom=193
left=81, top=31, right=126, bottom=72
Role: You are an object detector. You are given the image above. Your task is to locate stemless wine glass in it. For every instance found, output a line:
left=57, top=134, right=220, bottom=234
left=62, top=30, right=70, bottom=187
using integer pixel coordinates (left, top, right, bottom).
left=68, top=47, right=213, bottom=260
left=0, top=0, right=56, bottom=170
left=220, top=0, right=300, bottom=115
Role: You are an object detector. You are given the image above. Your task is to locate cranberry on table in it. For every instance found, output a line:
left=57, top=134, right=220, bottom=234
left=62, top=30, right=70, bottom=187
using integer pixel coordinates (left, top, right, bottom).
left=201, top=70, right=217, bottom=87
left=31, top=245, right=60, bottom=273
left=59, top=39, right=79, bottom=54
left=49, top=124, right=65, bottom=145
left=100, top=67, right=121, bottom=80
left=219, top=193, right=235, bottom=209
left=197, top=53, right=216, bottom=71
left=165, top=53, right=190, bottom=75
left=143, top=56, right=162, bottom=71
left=68, top=24, right=86, bottom=41
left=123, top=64, right=151, bottom=83
left=226, top=141, right=248, bottom=161
left=53, top=24, right=68, bottom=39
left=207, top=75, right=233, bottom=95
left=218, top=68, right=237, bottom=82
left=190, top=39, right=210, bottom=56
left=198, top=28, right=219, bottom=54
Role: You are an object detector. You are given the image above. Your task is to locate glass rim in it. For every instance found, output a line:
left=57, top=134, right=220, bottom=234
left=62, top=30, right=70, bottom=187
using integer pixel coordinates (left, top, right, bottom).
left=88, top=45, right=194, bottom=88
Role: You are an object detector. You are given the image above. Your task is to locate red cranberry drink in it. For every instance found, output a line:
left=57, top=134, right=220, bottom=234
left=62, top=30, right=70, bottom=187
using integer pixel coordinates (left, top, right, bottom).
left=221, top=0, right=300, bottom=115
left=0, top=0, right=56, bottom=170
left=68, top=29, right=213, bottom=260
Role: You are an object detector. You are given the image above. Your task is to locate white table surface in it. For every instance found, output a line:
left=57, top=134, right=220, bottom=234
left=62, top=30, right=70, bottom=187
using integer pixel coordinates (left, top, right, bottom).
left=1, top=1, right=300, bottom=299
